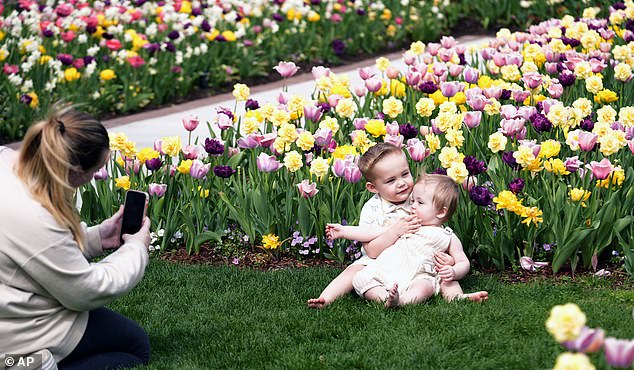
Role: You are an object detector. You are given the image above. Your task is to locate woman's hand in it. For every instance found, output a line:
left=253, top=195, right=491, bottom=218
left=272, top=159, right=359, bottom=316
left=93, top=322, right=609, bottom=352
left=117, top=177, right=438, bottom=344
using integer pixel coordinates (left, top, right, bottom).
left=99, top=206, right=124, bottom=250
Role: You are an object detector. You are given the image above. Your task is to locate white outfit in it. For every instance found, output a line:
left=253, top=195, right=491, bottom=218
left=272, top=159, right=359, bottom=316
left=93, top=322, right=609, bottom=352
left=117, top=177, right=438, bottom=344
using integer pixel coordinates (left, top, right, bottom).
left=351, top=194, right=412, bottom=266
left=353, top=226, right=453, bottom=296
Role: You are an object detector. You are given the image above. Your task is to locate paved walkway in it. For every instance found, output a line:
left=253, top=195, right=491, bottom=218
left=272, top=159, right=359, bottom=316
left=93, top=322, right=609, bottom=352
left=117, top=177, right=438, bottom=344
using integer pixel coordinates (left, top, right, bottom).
left=103, top=35, right=493, bottom=149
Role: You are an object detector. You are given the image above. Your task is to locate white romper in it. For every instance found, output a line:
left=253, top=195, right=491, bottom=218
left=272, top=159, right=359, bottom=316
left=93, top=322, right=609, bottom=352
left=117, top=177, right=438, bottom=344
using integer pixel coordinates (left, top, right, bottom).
left=352, top=226, right=453, bottom=296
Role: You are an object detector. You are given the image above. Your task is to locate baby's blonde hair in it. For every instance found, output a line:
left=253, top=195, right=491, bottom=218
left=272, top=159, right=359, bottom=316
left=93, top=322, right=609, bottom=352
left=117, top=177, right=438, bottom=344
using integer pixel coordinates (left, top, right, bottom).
left=416, top=174, right=459, bottom=222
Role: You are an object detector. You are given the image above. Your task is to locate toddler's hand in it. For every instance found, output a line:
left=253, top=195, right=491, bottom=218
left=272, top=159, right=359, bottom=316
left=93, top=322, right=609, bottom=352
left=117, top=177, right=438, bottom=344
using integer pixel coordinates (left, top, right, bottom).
left=325, top=223, right=344, bottom=240
left=391, top=215, right=421, bottom=238
left=434, top=252, right=455, bottom=266
left=435, top=265, right=455, bottom=282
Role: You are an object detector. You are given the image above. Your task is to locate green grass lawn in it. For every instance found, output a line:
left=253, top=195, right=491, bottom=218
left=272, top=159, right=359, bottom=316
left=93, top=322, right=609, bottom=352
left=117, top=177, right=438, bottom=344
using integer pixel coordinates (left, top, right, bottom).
left=110, top=259, right=634, bottom=370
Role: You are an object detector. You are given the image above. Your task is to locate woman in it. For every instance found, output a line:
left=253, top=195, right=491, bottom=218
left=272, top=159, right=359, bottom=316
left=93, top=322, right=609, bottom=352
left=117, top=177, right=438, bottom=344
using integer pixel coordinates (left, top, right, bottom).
left=0, top=104, right=151, bottom=370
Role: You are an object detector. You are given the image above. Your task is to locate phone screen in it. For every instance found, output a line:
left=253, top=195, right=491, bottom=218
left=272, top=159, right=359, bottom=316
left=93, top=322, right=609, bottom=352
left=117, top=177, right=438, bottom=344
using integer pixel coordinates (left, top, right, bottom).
left=120, top=190, right=148, bottom=243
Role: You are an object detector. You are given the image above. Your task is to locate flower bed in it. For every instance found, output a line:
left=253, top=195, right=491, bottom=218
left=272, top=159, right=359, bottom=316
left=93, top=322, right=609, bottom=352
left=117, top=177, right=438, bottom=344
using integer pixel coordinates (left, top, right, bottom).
left=0, top=0, right=618, bottom=143
left=81, top=3, right=634, bottom=276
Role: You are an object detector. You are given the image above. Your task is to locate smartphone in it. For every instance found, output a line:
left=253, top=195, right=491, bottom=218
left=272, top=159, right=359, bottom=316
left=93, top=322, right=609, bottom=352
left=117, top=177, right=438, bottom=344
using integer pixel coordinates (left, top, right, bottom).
left=120, top=190, right=149, bottom=243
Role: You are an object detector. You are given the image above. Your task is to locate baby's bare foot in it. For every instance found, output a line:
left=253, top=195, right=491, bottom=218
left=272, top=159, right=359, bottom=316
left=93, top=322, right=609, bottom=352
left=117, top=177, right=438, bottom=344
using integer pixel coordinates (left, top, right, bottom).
left=464, top=291, right=489, bottom=302
left=384, top=284, right=400, bottom=308
left=307, top=297, right=329, bottom=309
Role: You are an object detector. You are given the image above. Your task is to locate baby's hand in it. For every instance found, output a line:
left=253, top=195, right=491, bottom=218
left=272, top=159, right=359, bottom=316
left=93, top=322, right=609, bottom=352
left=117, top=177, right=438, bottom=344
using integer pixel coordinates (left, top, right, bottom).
left=434, top=252, right=455, bottom=266
left=435, top=265, right=455, bottom=282
left=325, top=223, right=344, bottom=240
left=391, top=215, right=421, bottom=238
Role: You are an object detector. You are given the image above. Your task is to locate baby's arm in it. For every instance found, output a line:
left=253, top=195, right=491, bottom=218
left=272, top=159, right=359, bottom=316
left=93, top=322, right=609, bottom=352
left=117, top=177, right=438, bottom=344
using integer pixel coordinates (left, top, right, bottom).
left=435, top=234, right=470, bottom=282
left=325, top=224, right=385, bottom=242
left=363, top=214, right=421, bottom=258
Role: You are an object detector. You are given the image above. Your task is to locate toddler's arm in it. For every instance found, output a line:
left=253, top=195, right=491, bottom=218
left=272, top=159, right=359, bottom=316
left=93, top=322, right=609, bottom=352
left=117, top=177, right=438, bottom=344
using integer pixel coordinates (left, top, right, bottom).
left=435, top=234, right=470, bottom=282
left=325, top=224, right=385, bottom=242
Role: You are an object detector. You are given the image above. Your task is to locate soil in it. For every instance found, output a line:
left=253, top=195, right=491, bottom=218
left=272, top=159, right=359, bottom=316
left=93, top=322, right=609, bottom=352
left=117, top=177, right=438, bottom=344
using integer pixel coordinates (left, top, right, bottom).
left=161, top=244, right=633, bottom=288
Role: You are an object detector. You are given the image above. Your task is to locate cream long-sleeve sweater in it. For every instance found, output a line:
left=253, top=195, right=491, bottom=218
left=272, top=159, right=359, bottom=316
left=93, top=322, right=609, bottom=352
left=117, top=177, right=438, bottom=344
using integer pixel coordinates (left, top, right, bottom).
left=0, top=147, right=149, bottom=362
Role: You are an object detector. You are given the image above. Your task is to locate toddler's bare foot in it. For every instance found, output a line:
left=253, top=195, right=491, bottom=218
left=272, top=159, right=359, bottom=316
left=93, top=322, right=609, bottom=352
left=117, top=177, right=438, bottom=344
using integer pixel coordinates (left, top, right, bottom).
left=307, top=297, right=329, bottom=309
left=384, top=283, right=400, bottom=308
left=464, top=291, right=489, bottom=302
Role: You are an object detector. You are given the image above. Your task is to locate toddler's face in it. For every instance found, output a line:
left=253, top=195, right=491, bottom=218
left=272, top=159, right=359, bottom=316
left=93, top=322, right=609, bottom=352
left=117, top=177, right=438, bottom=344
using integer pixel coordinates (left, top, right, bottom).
left=367, top=151, right=413, bottom=204
left=410, top=183, right=442, bottom=226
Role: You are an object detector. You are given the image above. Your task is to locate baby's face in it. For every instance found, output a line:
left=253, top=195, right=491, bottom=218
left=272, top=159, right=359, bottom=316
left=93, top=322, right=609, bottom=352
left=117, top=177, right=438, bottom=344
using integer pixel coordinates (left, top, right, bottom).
left=368, top=151, right=413, bottom=204
left=410, top=183, right=442, bottom=226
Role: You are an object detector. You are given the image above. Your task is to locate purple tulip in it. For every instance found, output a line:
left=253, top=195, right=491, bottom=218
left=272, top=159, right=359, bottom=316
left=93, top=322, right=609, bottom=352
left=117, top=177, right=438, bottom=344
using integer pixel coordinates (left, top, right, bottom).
left=189, top=160, right=210, bottom=179
left=463, top=111, right=482, bottom=128
left=274, top=61, right=300, bottom=78
left=502, top=151, right=520, bottom=169
left=297, top=179, right=319, bottom=198
left=587, top=158, right=614, bottom=180
left=213, top=165, right=236, bottom=178
left=559, top=70, right=576, bottom=86
left=148, top=183, right=167, bottom=197
left=256, top=152, right=282, bottom=172
left=530, top=112, right=553, bottom=133
left=419, top=81, right=438, bottom=94
left=469, top=186, right=494, bottom=207
left=512, top=89, right=531, bottom=104
left=204, top=138, right=225, bottom=155
left=562, top=326, right=605, bottom=353
left=145, top=157, right=162, bottom=171
left=245, top=98, right=260, bottom=110
left=353, top=118, right=368, bottom=130
left=604, top=337, right=634, bottom=368
left=93, top=166, right=109, bottom=180
left=508, top=178, right=525, bottom=194
left=463, top=155, right=487, bottom=176
left=399, top=123, right=418, bottom=140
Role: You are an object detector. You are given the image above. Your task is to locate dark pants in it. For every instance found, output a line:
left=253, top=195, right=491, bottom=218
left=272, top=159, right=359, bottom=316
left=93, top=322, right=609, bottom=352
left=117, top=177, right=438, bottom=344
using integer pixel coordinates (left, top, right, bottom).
left=58, top=308, right=151, bottom=370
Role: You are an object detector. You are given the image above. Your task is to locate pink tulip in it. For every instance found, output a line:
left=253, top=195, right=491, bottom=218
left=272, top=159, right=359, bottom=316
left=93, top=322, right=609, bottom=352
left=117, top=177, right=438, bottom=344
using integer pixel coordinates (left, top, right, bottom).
left=427, top=43, right=441, bottom=56
left=440, top=36, right=456, bottom=48
left=216, top=111, right=233, bottom=130
left=354, top=86, right=367, bottom=97
left=256, top=152, right=282, bottom=172
left=297, top=179, right=319, bottom=198
left=313, top=128, right=333, bottom=147
left=106, top=39, right=122, bottom=51
left=384, top=134, right=404, bottom=148
left=386, top=66, right=400, bottom=80
left=403, top=52, right=416, bottom=66
left=628, top=139, right=634, bottom=154
left=353, top=118, right=368, bottom=130
left=312, top=66, right=330, bottom=80
left=463, top=67, right=480, bottom=84
left=182, top=145, right=201, bottom=160
left=277, top=92, right=289, bottom=105
left=604, top=337, right=634, bottom=368
left=437, top=48, right=454, bottom=63
left=578, top=131, right=598, bottom=152
left=500, top=118, right=526, bottom=139
left=55, top=3, right=73, bottom=17
left=541, top=99, right=559, bottom=115
left=365, top=77, right=383, bottom=93
left=507, top=53, right=523, bottom=66
left=522, top=72, right=543, bottom=90
left=462, top=176, right=477, bottom=192
left=500, top=105, right=520, bottom=120
left=519, top=256, right=548, bottom=271
left=589, top=58, right=607, bottom=73
left=545, top=49, right=561, bottom=62
left=343, top=165, right=362, bottom=183
left=237, top=134, right=259, bottom=149
left=481, top=47, right=496, bottom=60
left=467, top=94, right=489, bottom=111
left=587, top=158, right=614, bottom=180
left=440, top=81, right=463, bottom=98
left=153, top=139, right=164, bottom=155
left=189, top=160, right=210, bottom=179
left=327, top=94, right=342, bottom=108
left=406, top=138, right=429, bottom=162
left=386, top=121, right=400, bottom=136
left=182, top=115, right=200, bottom=132
left=274, top=61, right=299, bottom=78
left=517, top=106, right=537, bottom=121
left=358, top=67, right=375, bottom=80
left=125, top=158, right=141, bottom=175
left=564, top=156, right=582, bottom=173
left=432, top=63, right=448, bottom=78
left=93, top=166, right=108, bottom=180
left=448, top=64, right=464, bottom=78
left=493, top=52, right=507, bottom=67
left=547, top=83, right=563, bottom=98
left=126, top=56, right=145, bottom=68
left=545, top=62, right=559, bottom=74
left=332, top=158, right=348, bottom=177
left=61, top=30, right=75, bottom=42
left=483, top=86, right=503, bottom=99
left=227, top=147, right=240, bottom=157
left=562, top=327, right=605, bottom=353
left=148, top=183, right=167, bottom=197
left=463, top=111, right=482, bottom=128
left=512, top=90, right=531, bottom=104
left=304, top=104, right=323, bottom=123
left=515, top=32, right=529, bottom=43
left=405, top=71, right=421, bottom=86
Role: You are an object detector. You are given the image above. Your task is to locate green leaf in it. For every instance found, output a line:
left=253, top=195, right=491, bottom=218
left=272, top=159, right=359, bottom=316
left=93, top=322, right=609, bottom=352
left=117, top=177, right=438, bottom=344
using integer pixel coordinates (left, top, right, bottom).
left=196, top=231, right=222, bottom=247
left=552, top=223, right=598, bottom=273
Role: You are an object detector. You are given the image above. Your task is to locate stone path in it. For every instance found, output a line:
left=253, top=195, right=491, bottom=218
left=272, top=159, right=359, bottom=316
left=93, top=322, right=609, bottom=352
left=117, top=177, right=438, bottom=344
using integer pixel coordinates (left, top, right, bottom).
left=104, top=35, right=493, bottom=149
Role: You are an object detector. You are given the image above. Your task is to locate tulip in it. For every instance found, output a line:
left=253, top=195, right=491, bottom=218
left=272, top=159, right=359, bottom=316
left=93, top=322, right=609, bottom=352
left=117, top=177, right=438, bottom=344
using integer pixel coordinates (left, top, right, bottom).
left=353, top=118, right=368, bottom=130
left=153, top=139, right=164, bottom=155
left=93, top=166, right=108, bottom=180
left=148, top=183, right=167, bottom=197
left=296, top=179, right=319, bottom=198
left=564, top=156, right=582, bottom=173
left=182, top=144, right=205, bottom=160
left=522, top=72, right=543, bottom=90
left=467, top=94, right=489, bottom=111
left=204, top=138, right=225, bottom=155
left=545, top=62, right=559, bottom=74
left=213, top=165, right=236, bottom=178
left=604, top=337, right=634, bottom=368
left=520, top=256, right=548, bottom=271
left=512, top=90, right=531, bottom=104
left=508, top=177, right=525, bottom=194
left=386, top=66, right=400, bottom=79
left=303, top=104, right=323, bottom=123
left=562, top=327, right=605, bottom=353
left=517, top=106, right=537, bottom=121
left=427, top=43, right=441, bottom=56
left=405, top=71, right=421, bottom=86
left=365, top=77, right=383, bottom=92
left=256, top=152, right=282, bottom=172
left=237, top=134, right=259, bottom=149
left=403, top=52, right=415, bottom=66
left=438, top=48, right=454, bottom=63
left=627, top=139, right=634, bottom=154
left=274, top=61, right=299, bottom=78
left=587, top=158, right=614, bottom=180
left=384, top=134, right=403, bottom=148
left=500, top=105, right=520, bottom=120
left=463, top=67, right=480, bottom=84
left=385, top=121, right=400, bottom=136
left=327, top=94, right=343, bottom=108
left=440, top=81, right=463, bottom=98
left=448, top=64, right=464, bottom=77
left=493, top=52, right=507, bottom=67
left=358, top=67, right=375, bottom=80
left=483, top=86, right=503, bottom=99
left=354, top=85, right=367, bottom=97
left=577, top=131, right=598, bottom=152
left=406, top=138, right=428, bottom=162
left=311, top=66, right=330, bottom=80
left=463, top=111, right=482, bottom=128
left=343, top=165, right=362, bottom=183
left=189, top=160, right=210, bottom=179
left=547, top=83, right=563, bottom=98
left=277, top=92, right=289, bottom=105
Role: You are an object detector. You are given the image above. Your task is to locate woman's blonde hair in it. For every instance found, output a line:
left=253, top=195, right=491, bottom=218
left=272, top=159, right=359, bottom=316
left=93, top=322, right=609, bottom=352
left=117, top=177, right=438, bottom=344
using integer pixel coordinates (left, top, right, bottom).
left=16, top=103, right=109, bottom=250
